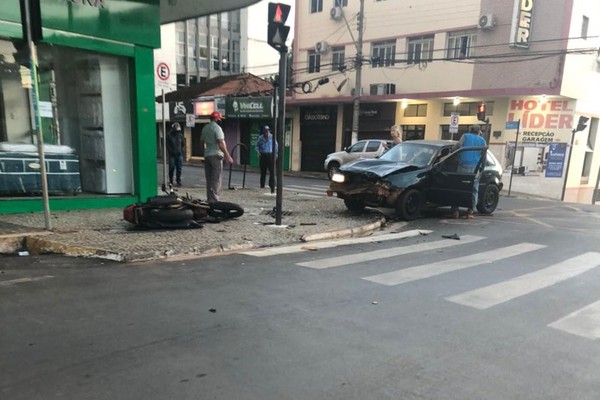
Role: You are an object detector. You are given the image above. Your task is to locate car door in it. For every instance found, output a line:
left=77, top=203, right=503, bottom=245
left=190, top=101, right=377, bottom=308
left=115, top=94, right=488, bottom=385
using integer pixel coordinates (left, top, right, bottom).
left=365, top=140, right=384, bottom=157
left=343, top=140, right=367, bottom=164
left=427, top=147, right=486, bottom=207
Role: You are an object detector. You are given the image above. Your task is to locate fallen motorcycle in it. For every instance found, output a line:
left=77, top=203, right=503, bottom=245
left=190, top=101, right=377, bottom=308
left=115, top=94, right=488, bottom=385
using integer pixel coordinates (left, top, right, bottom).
left=123, top=191, right=244, bottom=229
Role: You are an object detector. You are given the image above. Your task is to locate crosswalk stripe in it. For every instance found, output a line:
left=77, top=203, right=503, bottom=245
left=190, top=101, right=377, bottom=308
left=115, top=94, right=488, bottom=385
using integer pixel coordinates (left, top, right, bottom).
left=362, top=242, right=546, bottom=286
left=241, top=230, right=433, bottom=257
left=297, top=234, right=486, bottom=269
left=446, top=252, right=600, bottom=310
left=548, top=299, right=600, bottom=340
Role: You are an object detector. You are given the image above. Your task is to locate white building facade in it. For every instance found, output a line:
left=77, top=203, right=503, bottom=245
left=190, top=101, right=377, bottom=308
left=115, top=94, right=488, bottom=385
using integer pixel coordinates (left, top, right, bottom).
left=289, top=0, right=600, bottom=204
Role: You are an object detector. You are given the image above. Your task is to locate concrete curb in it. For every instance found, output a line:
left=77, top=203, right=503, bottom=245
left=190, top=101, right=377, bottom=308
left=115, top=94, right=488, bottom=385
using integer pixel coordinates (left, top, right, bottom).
left=18, top=216, right=389, bottom=263
left=301, top=216, right=388, bottom=242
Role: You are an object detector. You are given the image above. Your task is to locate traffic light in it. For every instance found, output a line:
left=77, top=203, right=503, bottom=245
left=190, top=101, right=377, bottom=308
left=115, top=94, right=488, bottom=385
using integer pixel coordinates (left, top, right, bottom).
left=476, top=103, right=487, bottom=122
left=575, top=116, right=589, bottom=132
left=267, top=3, right=291, bottom=52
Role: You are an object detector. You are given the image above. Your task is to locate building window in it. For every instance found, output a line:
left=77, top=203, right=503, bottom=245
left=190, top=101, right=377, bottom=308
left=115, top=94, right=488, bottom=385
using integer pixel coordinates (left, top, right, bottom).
left=331, top=47, right=345, bottom=71
left=372, top=40, right=396, bottom=67
left=334, top=0, right=348, bottom=6
left=407, top=35, right=434, bottom=64
left=582, top=15, right=589, bottom=39
left=447, top=29, right=477, bottom=59
left=308, top=50, right=321, bottom=73
left=402, top=125, right=425, bottom=141
left=175, top=22, right=186, bottom=69
left=440, top=125, right=472, bottom=141
left=443, top=102, right=494, bottom=117
left=403, top=104, right=428, bottom=117
left=310, top=0, right=323, bottom=13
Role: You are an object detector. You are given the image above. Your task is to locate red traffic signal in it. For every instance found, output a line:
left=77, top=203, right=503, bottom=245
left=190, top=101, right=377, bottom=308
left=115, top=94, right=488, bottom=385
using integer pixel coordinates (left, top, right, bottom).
left=268, top=3, right=291, bottom=52
left=268, top=3, right=291, bottom=25
left=477, top=103, right=487, bottom=122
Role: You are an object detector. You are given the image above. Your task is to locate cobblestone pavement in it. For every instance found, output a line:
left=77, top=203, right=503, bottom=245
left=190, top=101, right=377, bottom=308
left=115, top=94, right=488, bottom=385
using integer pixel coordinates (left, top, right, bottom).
left=0, top=187, right=388, bottom=262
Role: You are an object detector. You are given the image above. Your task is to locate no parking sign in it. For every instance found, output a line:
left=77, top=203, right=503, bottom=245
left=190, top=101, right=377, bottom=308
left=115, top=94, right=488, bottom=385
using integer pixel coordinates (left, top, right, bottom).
left=449, top=112, right=459, bottom=134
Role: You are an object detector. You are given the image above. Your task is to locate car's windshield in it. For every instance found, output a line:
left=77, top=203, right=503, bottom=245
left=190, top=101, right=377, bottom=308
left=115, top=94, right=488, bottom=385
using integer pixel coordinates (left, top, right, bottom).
left=380, top=142, right=437, bottom=167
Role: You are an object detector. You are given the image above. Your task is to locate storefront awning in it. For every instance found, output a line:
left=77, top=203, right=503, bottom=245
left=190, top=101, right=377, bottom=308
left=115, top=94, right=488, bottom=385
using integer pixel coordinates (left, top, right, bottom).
left=160, top=0, right=261, bottom=24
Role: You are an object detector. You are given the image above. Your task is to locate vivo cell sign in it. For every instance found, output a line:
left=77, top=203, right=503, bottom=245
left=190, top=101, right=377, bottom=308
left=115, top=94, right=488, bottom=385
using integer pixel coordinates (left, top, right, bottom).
left=510, top=0, right=534, bottom=49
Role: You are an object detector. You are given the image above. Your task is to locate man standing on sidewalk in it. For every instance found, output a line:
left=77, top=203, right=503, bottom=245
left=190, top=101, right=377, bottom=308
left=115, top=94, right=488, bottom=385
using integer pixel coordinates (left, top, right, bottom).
left=166, top=122, right=185, bottom=187
left=255, top=125, right=278, bottom=193
left=201, top=111, right=234, bottom=203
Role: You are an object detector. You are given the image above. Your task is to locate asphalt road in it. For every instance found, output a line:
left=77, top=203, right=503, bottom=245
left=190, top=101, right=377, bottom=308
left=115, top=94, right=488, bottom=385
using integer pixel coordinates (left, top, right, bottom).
left=1, top=196, right=599, bottom=400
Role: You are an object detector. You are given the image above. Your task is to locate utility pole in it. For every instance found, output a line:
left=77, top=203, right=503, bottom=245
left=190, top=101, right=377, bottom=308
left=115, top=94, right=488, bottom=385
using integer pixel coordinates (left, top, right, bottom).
left=351, top=0, right=365, bottom=145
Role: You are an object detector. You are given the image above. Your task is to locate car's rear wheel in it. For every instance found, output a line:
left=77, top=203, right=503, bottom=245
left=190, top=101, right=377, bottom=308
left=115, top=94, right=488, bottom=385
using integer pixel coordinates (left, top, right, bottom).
left=344, top=197, right=366, bottom=215
left=327, top=162, right=341, bottom=180
left=396, top=188, right=423, bottom=221
left=477, top=184, right=500, bottom=214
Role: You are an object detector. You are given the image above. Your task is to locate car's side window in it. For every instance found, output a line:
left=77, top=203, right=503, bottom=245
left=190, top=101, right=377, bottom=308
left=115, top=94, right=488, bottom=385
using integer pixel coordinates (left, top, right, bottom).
left=438, top=153, right=460, bottom=173
left=365, top=141, right=381, bottom=152
left=348, top=141, right=365, bottom=153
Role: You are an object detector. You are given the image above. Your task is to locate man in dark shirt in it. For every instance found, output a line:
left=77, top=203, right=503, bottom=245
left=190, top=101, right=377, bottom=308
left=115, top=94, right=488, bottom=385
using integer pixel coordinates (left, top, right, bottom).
left=255, top=125, right=278, bottom=193
left=166, top=122, right=185, bottom=187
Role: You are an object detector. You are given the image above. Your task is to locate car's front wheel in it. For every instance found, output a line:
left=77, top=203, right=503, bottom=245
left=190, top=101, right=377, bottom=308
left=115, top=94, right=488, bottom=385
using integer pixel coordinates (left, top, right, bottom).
left=327, top=162, right=341, bottom=180
left=344, top=197, right=366, bottom=215
left=396, top=188, right=423, bottom=221
left=477, top=184, right=500, bottom=214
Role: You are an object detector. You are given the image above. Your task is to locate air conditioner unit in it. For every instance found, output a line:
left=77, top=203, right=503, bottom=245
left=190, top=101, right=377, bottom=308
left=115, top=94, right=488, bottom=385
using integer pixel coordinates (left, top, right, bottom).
left=350, top=87, right=363, bottom=96
left=370, top=83, right=396, bottom=95
left=330, top=6, right=343, bottom=21
left=315, top=40, right=329, bottom=54
left=478, top=14, right=496, bottom=29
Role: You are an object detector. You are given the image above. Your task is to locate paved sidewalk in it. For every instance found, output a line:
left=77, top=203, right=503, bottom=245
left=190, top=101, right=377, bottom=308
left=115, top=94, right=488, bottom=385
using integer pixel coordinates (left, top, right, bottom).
left=0, top=187, right=388, bottom=262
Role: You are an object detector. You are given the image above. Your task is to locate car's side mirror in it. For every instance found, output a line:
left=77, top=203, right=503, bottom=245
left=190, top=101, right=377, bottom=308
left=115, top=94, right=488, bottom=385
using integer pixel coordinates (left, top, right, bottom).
left=345, top=147, right=350, bottom=153
left=440, top=148, right=450, bottom=157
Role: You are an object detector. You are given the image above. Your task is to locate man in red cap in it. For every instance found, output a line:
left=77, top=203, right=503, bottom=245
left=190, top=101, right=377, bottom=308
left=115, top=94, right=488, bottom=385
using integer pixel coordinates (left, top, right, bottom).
left=200, top=111, right=234, bottom=203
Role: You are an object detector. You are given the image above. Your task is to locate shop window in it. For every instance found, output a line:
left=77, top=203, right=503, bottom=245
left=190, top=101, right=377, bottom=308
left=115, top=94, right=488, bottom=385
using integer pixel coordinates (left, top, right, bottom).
left=0, top=39, right=132, bottom=197
left=403, top=104, right=427, bottom=117
left=443, top=101, right=494, bottom=117
left=402, top=125, right=425, bottom=141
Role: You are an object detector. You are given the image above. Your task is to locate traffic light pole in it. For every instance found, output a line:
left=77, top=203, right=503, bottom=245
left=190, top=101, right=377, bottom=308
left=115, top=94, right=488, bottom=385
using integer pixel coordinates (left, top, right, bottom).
left=275, top=49, right=287, bottom=225
left=22, top=0, right=51, bottom=230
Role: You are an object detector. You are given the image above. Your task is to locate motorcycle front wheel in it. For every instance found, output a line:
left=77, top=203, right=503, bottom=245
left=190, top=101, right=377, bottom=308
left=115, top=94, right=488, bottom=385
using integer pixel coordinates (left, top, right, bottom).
left=207, top=201, right=244, bottom=219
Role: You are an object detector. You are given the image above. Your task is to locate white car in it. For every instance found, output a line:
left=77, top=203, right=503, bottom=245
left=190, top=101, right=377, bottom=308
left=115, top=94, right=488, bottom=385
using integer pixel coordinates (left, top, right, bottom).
left=324, top=139, right=392, bottom=179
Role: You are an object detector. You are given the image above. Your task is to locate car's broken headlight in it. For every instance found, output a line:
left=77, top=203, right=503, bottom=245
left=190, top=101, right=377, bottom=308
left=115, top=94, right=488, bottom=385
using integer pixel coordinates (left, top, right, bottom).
left=331, top=173, right=346, bottom=183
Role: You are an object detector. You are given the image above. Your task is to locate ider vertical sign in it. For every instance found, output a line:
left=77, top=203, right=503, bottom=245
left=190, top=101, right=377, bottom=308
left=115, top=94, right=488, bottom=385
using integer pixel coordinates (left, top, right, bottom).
left=510, top=0, right=534, bottom=49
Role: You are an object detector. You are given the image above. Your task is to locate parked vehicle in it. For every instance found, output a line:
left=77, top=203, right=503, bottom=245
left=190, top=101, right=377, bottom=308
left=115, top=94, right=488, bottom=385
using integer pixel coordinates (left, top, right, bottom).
left=327, top=140, right=503, bottom=220
left=324, top=139, right=392, bottom=179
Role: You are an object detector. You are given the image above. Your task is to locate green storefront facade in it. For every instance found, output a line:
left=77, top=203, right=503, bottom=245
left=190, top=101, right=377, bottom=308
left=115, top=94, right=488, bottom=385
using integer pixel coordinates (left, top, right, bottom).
left=0, top=0, right=160, bottom=214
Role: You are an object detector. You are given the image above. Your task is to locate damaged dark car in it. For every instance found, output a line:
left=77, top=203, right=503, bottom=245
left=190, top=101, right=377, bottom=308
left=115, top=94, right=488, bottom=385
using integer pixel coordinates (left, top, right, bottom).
left=327, top=140, right=503, bottom=220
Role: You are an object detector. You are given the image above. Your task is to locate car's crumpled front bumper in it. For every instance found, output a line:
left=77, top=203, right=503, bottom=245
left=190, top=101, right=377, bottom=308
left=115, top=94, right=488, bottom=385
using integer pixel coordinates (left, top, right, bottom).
left=329, top=180, right=404, bottom=207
